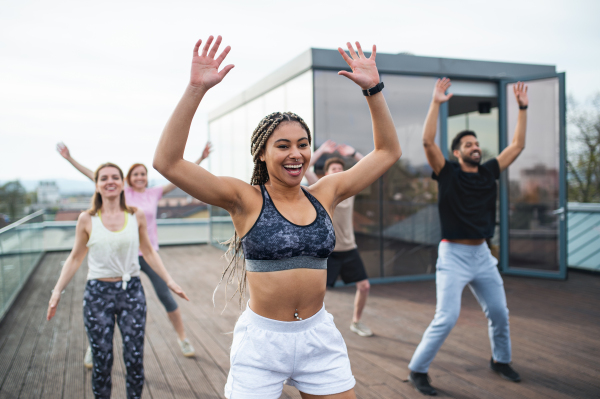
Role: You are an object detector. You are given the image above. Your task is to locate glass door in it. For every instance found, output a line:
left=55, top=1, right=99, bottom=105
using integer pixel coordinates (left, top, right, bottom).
left=499, top=74, right=567, bottom=279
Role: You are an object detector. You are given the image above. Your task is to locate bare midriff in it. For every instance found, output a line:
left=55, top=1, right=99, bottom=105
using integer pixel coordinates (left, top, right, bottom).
left=247, top=269, right=327, bottom=322
left=446, top=238, right=486, bottom=245
left=97, top=277, right=124, bottom=282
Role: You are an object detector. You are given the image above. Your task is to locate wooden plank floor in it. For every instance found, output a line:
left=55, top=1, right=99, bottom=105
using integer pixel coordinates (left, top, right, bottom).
left=0, top=245, right=599, bottom=398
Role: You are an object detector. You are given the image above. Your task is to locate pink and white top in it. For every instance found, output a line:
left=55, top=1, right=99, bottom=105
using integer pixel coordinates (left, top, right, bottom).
left=124, top=186, right=163, bottom=253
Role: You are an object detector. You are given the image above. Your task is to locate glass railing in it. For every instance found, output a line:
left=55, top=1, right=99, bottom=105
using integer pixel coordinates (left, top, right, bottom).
left=43, top=218, right=210, bottom=251
left=0, top=210, right=45, bottom=321
left=0, top=211, right=210, bottom=321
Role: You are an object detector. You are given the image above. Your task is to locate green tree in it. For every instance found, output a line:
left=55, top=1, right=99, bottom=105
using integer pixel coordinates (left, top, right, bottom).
left=0, top=180, right=27, bottom=221
left=567, top=94, right=600, bottom=203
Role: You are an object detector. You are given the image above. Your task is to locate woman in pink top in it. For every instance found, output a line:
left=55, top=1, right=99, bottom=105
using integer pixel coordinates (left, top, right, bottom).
left=57, top=142, right=211, bottom=361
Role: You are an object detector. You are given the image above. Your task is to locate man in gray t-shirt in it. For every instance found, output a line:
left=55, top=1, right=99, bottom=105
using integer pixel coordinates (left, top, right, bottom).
left=306, top=140, right=373, bottom=337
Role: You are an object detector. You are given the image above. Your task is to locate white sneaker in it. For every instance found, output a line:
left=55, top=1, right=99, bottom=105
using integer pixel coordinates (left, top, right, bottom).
left=350, top=321, right=373, bottom=337
left=178, top=338, right=195, bottom=357
left=84, top=346, right=93, bottom=369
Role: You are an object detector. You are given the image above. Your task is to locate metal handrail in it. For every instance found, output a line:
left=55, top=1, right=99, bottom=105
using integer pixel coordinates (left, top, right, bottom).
left=0, top=210, right=45, bottom=235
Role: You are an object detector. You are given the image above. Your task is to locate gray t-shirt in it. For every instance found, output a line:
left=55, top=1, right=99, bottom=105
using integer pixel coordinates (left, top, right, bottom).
left=332, top=196, right=357, bottom=252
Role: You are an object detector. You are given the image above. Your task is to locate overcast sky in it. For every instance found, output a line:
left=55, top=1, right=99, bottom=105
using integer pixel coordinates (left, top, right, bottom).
left=1, top=0, right=599, bottom=183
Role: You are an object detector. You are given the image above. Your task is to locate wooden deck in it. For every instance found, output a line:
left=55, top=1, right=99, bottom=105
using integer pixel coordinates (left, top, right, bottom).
left=0, top=245, right=599, bottom=398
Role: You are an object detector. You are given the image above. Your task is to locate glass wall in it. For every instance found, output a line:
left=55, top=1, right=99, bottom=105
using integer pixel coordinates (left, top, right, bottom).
left=0, top=211, right=44, bottom=321
left=314, top=71, right=441, bottom=278
left=314, top=70, right=382, bottom=277
left=208, top=70, right=314, bottom=246
left=379, top=74, right=441, bottom=277
left=506, top=78, right=560, bottom=271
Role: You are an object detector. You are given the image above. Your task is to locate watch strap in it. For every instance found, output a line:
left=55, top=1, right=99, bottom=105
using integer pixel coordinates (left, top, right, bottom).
left=362, top=82, right=384, bottom=96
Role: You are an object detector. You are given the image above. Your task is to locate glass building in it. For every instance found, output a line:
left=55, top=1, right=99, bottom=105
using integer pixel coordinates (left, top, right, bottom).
left=208, top=49, right=566, bottom=282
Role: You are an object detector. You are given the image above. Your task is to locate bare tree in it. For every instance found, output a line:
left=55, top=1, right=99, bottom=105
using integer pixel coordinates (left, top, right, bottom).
left=567, top=93, right=600, bottom=203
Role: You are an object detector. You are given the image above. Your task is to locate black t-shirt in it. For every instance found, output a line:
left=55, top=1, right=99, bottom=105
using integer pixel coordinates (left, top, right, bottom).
left=432, top=159, right=500, bottom=239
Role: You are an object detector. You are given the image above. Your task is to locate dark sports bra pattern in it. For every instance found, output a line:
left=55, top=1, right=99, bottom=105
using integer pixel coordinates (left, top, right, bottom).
left=241, top=185, right=336, bottom=261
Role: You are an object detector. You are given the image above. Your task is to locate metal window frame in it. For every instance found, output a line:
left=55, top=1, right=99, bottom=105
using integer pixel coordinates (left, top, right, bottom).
left=498, top=73, right=567, bottom=279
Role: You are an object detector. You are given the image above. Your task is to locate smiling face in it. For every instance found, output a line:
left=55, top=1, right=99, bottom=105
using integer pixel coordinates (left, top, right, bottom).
left=129, top=165, right=148, bottom=189
left=96, top=166, right=124, bottom=200
left=454, top=135, right=482, bottom=166
left=325, top=162, right=344, bottom=176
left=260, top=121, right=311, bottom=186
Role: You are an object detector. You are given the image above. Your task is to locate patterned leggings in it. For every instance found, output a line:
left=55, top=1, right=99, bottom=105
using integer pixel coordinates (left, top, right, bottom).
left=83, top=277, right=147, bottom=399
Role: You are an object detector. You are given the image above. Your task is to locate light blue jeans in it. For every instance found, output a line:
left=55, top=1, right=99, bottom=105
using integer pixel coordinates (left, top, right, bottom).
left=408, top=241, right=511, bottom=373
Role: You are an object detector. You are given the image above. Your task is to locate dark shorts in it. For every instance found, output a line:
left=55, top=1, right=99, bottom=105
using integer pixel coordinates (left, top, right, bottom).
left=327, top=248, right=368, bottom=287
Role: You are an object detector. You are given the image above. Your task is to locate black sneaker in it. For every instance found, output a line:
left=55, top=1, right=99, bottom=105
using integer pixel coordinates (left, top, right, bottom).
left=408, top=371, right=437, bottom=396
left=490, top=358, right=521, bottom=382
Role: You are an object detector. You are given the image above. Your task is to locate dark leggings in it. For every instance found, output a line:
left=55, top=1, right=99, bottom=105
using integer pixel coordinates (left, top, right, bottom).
left=138, top=255, right=178, bottom=313
left=84, top=278, right=146, bottom=399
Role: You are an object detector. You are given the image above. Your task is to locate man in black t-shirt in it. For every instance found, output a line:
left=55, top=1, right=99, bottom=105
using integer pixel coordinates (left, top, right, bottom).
left=408, top=78, right=529, bottom=396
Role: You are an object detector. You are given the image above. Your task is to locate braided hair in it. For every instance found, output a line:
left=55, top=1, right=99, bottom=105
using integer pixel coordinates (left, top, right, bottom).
left=217, top=112, right=312, bottom=309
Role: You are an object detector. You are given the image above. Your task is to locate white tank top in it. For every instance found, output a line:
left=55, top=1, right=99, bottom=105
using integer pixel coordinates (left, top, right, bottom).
left=86, top=211, right=141, bottom=289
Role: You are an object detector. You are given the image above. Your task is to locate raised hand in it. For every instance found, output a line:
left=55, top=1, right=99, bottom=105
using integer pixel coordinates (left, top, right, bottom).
left=433, top=78, right=453, bottom=104
left=337, top=42, right=379, bottom=90
left=190, top=36, right=234, bottom=90
left=320, top=139, right=338, bottom=154
left=513, top=82, right=529, bottom=107
left=168, top=280, right=190, bottom=301
left=56, top=142, right=70, bottom=159
left=336, top=143, right=356, bottom=157
left=201, top=141, right=212, bottom=161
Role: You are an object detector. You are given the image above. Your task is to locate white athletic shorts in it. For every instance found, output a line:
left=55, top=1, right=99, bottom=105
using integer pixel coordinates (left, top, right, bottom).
left=224, top=304, right=355, bottom=399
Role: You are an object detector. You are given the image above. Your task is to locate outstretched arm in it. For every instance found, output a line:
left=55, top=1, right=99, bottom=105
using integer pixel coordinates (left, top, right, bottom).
left=47, top=213, right=90, bottom=321
left=153, top=36, right=254, bottom=214
left=161, top=141, right=212, bottom=195
left=422, top=78, right=452, bottom=176
left=497, top=82, right=528, bottom=172
left=56, top=142, right=94, bottom=181
left=311, top=42, right=401, bottom=206
left=305, top=140, right=337, bottom=185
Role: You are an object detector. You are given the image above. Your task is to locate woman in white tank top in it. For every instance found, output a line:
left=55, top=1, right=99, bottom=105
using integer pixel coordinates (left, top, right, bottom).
left=46, top=162, right=188, bottom=399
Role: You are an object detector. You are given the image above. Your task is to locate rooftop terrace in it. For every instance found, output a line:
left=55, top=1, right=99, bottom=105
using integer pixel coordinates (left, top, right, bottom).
left=0, top=245, right=598, bottom=398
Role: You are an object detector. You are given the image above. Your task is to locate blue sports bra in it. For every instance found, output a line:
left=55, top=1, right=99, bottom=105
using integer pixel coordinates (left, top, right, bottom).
left=241, top=185, right=336, bottom=272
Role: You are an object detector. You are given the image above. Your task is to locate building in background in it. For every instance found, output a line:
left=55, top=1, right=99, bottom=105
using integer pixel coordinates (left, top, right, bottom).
left=36, top=181, right=60, bottom=206
left=208, top=48, right=568, bottom=281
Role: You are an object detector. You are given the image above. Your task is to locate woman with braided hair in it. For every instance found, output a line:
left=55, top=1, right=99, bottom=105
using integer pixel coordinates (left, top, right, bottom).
left=154, top=35, right=402, bottom=399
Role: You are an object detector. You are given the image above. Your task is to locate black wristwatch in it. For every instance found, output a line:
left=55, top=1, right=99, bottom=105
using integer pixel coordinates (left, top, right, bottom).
left=519, top=105, right=528, bottom=110
left=362, top=82, right=384, bottom=96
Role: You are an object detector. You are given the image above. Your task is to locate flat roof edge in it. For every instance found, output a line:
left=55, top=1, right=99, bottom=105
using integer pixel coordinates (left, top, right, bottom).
left=310, top=48, right=555, bottom=79
left=208, top=49, right=313, bottom=121
left=208, top=48, right=557, bottom=121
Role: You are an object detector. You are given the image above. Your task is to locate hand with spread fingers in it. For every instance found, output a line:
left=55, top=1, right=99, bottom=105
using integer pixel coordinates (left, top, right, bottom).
left=513, top=82, right=529, bottom=107
left=336, top=143, right=357, bottom=157
left=433, top=78, right=453, bottom=104
left=190, top=35, right=234, bottom=90
left=320, top=139, right=338, bottom=154
left=337, top=42, right=380, bottom=90
left=201, top=141, right=212, bottom=161
left=56, top=142, right=70, bottom=159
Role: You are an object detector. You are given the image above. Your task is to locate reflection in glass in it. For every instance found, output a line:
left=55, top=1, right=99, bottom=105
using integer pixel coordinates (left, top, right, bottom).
left=506, top=78, right=560, bottom=271
left=380, top=74, right=441, bottom=277
left=314, top=72, right=442, bottom=277
left=314, top=70, right=382, bottom=277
